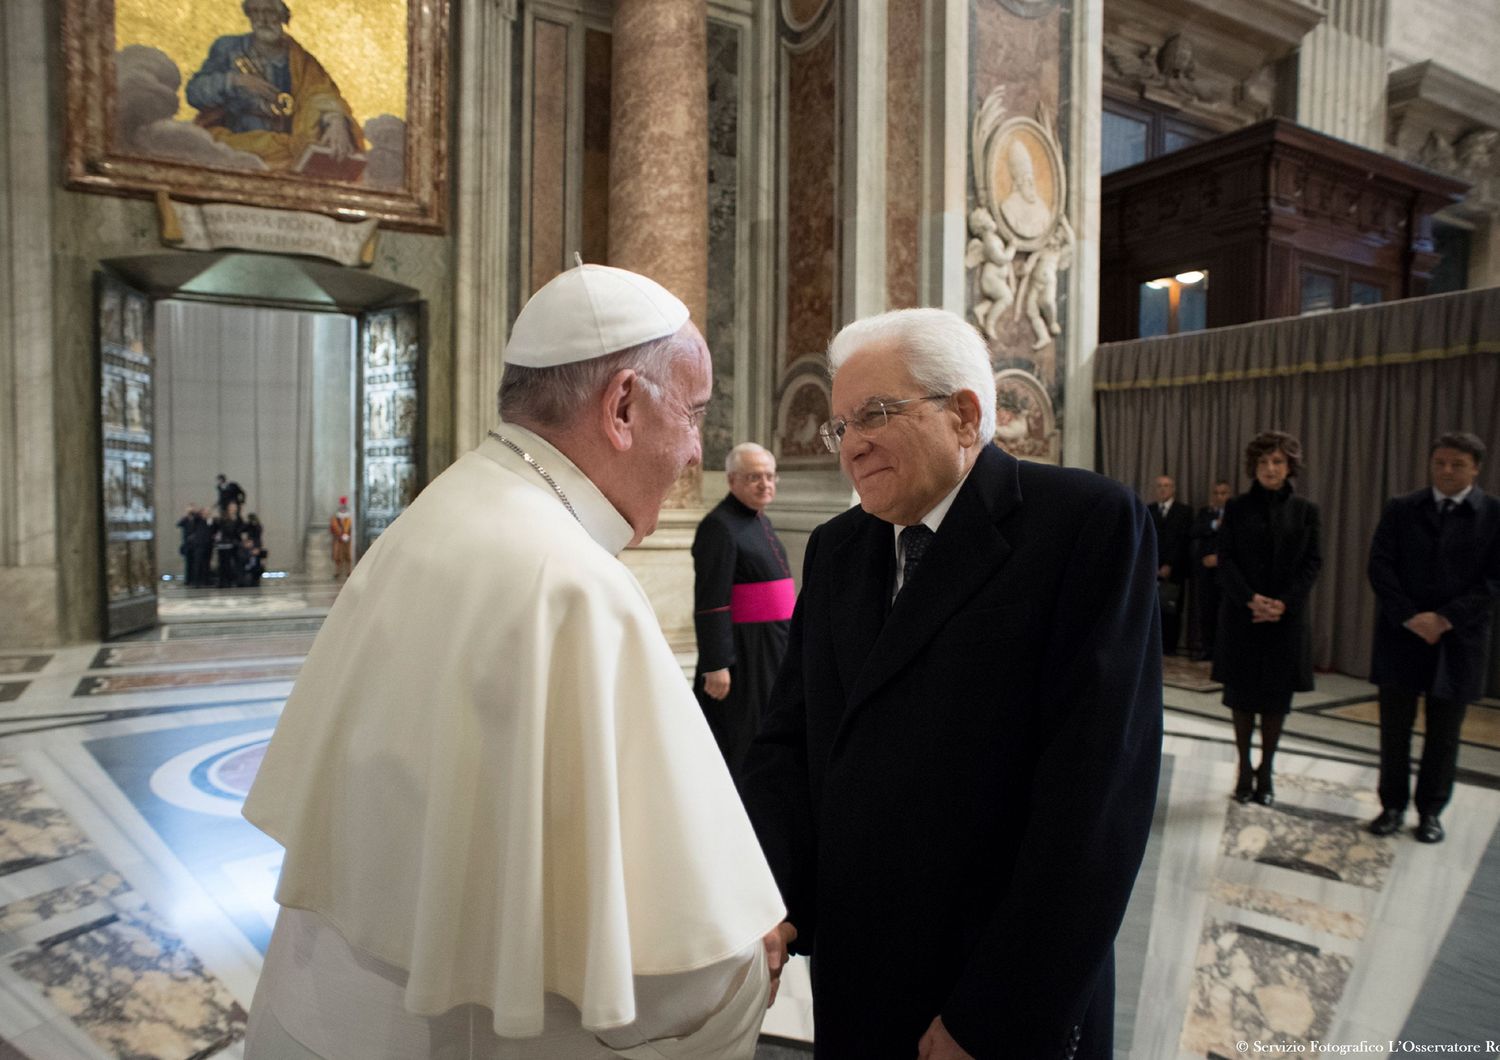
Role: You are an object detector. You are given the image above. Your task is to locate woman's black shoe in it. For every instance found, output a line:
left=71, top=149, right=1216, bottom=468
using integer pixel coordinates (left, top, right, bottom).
left=1233, top=770, right=1253, bottom=803
left=1251, top=767, right=1274, bottom=806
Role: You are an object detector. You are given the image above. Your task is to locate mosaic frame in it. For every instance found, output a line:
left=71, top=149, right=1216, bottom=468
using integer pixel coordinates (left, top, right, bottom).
left=62, top=0, right=449, bottom=233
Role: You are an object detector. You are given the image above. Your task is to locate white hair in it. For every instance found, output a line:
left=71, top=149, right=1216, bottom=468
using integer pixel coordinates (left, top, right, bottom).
left=725, top=442, right=774, bottom=475
left=826, top=308, right=997, bottom=443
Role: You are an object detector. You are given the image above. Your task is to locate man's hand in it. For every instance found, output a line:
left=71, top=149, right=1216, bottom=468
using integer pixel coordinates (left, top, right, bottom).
left=1158, top=564, right=1172, bottom=579
left=1249, top=594, right=1284, bottom=623
left=702, top=668, right=731, bottom=701
left=762, top=921, right=797, bottom=1007
left=320, top=115, right=356, bottom=161
left=1202, top=553, right=1218, bottom=569
left=1404, top=611, right=1452, bottom=645
left=232, top=70, right=281, bottom=111
left=918, top=1016, right=975, bottom=1060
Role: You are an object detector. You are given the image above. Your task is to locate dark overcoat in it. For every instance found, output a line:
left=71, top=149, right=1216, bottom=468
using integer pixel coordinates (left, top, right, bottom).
left=1149, top=500, right=1193, bottom=580
left=739, top=445, right=1163, bottom=1060
left=1368, top=486, right=1500, bottom=704
left=1211, top=482, right=1322, bottom=694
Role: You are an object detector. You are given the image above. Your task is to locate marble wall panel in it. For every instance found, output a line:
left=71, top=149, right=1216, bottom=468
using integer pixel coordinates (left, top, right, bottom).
left=706, top=19, right=741, bottom=471
left=969, top=1, right=1070, bottom=453
left=581, top=29, right=613, bottom=267
left=529, top=19, right=570, bottom=297
left=784, top=22, right=839, bottom=366
left=886, top=0, right=923, bottom=310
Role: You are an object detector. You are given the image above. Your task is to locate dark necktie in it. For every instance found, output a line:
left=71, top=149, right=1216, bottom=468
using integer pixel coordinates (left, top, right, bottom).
left=900, top=524, right=935, bottom=592
left=1440, top=498, right=1456, bottom=516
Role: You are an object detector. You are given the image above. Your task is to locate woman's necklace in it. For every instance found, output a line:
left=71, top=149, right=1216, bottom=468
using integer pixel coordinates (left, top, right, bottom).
left=488, top=431, right=581, bottom=525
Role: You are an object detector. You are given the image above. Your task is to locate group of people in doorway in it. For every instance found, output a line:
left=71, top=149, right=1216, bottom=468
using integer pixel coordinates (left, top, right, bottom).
left=1152, top=429, right=1497, bottom=846
left=175, top=473, right=268, bottom=588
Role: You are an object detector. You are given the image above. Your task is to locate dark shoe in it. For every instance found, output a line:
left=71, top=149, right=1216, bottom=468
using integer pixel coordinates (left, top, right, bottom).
left=1233, top=769, right=1253, bottom=803
left=1414, top=814, right=1445, bottom=844
left=1251, top=766, right=1274, bottom=806
left=1368, top=809, right=1403, bottom=837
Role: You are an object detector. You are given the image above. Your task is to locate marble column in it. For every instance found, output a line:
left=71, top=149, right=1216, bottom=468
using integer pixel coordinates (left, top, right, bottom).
left=609, top=0, right=709, bottom=508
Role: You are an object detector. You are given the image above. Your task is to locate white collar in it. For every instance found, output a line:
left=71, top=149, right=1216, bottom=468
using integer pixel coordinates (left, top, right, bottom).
left=1433, top=485, right=1474, bottom=507
left=891, top=463, right=975, bottom=551
left=482, top=422, right=635, bottom=557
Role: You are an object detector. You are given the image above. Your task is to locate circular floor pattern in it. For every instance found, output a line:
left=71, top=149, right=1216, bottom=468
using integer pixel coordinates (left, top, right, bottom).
left=149, top=729, right=275, bottom=816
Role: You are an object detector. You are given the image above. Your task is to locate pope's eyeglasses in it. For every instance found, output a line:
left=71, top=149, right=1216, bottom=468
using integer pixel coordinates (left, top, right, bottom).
left=817, top=394, right=952, bottom=454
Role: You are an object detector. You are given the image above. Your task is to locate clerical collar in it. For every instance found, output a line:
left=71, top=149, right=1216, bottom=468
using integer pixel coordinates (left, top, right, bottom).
left=1433, top=485, right=1474, bottom=507
left=482, top=423, right=634, bottom=556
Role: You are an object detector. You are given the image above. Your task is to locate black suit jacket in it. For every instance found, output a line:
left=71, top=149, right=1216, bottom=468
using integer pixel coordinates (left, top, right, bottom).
left=1148, top=499, right=1192, bottom=580
left=739, top=445, right=1163, bottom=1060
left=1190, top=505, right=1224, bottom=569
left=1369, top=486, right=1500, bottom=703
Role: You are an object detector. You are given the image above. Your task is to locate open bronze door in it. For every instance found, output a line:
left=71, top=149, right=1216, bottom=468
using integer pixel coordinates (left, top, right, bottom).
left=356, top=302, right=426, bottom=553
left=97, top=272, right=159, bottom=638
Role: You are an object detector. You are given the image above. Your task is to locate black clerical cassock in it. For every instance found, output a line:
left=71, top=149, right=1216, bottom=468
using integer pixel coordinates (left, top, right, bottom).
left=692, top=494, right=794, bottom=775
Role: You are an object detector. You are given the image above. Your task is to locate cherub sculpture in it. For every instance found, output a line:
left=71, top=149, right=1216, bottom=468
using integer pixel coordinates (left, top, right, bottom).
left=964, top=206, right=1018, bottom=341
left=1014, top=216, right=1074, bottom=350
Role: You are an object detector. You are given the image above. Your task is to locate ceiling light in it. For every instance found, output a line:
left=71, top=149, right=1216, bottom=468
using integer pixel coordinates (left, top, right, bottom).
left=1145, top=278, right=1170, bottom=290
left=1175, top=270, right=1205, bottom=285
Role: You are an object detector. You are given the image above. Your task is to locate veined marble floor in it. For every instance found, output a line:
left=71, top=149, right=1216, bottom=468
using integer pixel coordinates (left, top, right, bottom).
left=1, top=621, right=1497, bottom=1058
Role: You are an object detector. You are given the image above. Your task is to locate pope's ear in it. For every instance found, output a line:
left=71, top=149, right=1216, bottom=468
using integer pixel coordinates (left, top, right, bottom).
left=599, top=367, right=642, bottom=453
left=952, top=389, right=984, bottom=446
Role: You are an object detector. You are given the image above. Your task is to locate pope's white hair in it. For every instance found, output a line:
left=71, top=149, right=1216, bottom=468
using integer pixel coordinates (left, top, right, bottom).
left=497, top=329, right=685, bottom=428
left=827, top=308, right=996, bottom=443
left=725, top=442, right=774, bottom=475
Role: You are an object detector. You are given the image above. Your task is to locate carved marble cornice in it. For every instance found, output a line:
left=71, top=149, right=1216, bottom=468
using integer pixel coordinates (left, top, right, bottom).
left=1103, top=0, right=1322, bottom=131
left=1387, top=62, right=1500, bottom=217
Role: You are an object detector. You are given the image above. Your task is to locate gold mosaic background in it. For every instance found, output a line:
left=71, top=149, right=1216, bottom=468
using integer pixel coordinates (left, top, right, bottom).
left=115, top=0, right=409, bottom=124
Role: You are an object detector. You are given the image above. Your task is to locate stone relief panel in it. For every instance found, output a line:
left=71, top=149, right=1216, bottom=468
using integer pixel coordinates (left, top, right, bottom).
left=966, top=86, right=1072, bottom=462
left=773, top=359, right=834, bottom=469
left=993, top=369, right=1059, bottom=464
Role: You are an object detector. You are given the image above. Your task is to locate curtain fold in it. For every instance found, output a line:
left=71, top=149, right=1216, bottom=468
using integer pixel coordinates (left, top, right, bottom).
left=1096, top=288, right=1500, bottom=679
left=153, top=301, right=353, bottom=577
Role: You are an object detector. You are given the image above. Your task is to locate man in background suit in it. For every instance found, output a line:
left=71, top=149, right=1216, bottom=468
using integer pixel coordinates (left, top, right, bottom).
left=1368, top=432, right=1500, bottom=844
left=1149, top=475, right=1193, bottom=654
left=739, top=308, right=1162, bottom=1060
left=1190, top=480, right=1232, bottom=660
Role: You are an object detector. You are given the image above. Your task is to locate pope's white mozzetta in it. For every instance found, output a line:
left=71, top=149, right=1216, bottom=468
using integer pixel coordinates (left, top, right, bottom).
left=503, top=264, right=692, bottom=368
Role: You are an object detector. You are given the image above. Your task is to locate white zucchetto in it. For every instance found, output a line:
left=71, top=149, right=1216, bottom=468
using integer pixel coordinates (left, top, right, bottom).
left=504, top=264, right=691, bottom=368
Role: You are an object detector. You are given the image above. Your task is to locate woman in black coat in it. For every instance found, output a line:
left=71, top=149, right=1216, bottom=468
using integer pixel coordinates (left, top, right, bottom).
left=1212, top=431, right=1322, bottom=805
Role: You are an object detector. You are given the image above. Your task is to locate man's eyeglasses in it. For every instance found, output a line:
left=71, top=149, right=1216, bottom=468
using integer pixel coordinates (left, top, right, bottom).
left=817, top=395, right=952, bottom=454
left=732, top=472, right=780, bottom=485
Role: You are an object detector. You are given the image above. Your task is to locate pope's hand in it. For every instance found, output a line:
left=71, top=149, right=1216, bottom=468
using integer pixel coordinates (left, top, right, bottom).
left=763, top=921, right=796, bottom=1008
left=702, top=668, right=731, bottom=701
left=917, top=1017, right=975, bottom=1059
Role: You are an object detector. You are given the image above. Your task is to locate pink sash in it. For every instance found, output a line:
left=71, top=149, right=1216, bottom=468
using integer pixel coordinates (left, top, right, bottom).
left=730, top=578, right=796, bottom=623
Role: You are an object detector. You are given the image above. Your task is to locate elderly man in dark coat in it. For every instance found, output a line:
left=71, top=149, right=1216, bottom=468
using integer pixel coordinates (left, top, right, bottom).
left=1367, top=432, right=1500, bottom=844
left=1149, top=475, right=1194, bottom=653
left=739, top=308, right=1162, bottom=1060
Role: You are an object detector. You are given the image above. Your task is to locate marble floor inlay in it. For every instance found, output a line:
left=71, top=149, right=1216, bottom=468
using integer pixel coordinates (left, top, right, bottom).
left=0, top=659, right=50, bottom=677
left=88, top=637, right=315, bottom=670
left=1163, top=655, right=1222, bottom=693
left=8, top=903, right=246, bottom=1059
left=73, top=666, right=302, bottom=697
left=1319, top=699, right=1500, bottom=751
left=1221, top=798, right=1393, bottom=889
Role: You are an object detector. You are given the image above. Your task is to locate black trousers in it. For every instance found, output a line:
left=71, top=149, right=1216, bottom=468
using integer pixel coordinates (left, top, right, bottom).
left=1192, top=572, right=1221, bottom=656
left=1377, top=685, right=1468, bottom=816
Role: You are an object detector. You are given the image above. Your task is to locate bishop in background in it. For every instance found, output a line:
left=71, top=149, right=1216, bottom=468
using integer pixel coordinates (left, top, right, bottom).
left=242, top=264, right=786, bottom=1058
left=693, top=442, right=794, bottom=774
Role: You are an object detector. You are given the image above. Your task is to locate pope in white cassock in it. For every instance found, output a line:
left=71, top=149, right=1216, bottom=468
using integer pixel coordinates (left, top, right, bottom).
left=241, top=265, right=788, bottom=1059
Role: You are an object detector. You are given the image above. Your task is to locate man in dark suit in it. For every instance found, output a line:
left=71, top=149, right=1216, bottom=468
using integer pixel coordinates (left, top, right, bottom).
left=1189, top=480, right=1232, bottom=660
left=1149, top=475, right=1193, bottom=654
left=216, top=473, right=246, bottom=515
left=1368, top=432, right=1500, bottom=844
left=739, top=308, right=1162, bottom=1060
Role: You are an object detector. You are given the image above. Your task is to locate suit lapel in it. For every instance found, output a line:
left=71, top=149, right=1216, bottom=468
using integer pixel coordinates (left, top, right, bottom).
left=843, top=445, right=1020, bottom=715
left=829, top=514, right=893, bottom=699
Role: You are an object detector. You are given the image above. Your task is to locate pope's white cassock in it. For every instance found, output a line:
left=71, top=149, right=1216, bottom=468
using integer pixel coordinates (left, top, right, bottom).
left=241, top=417, right=786, bottom=1058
